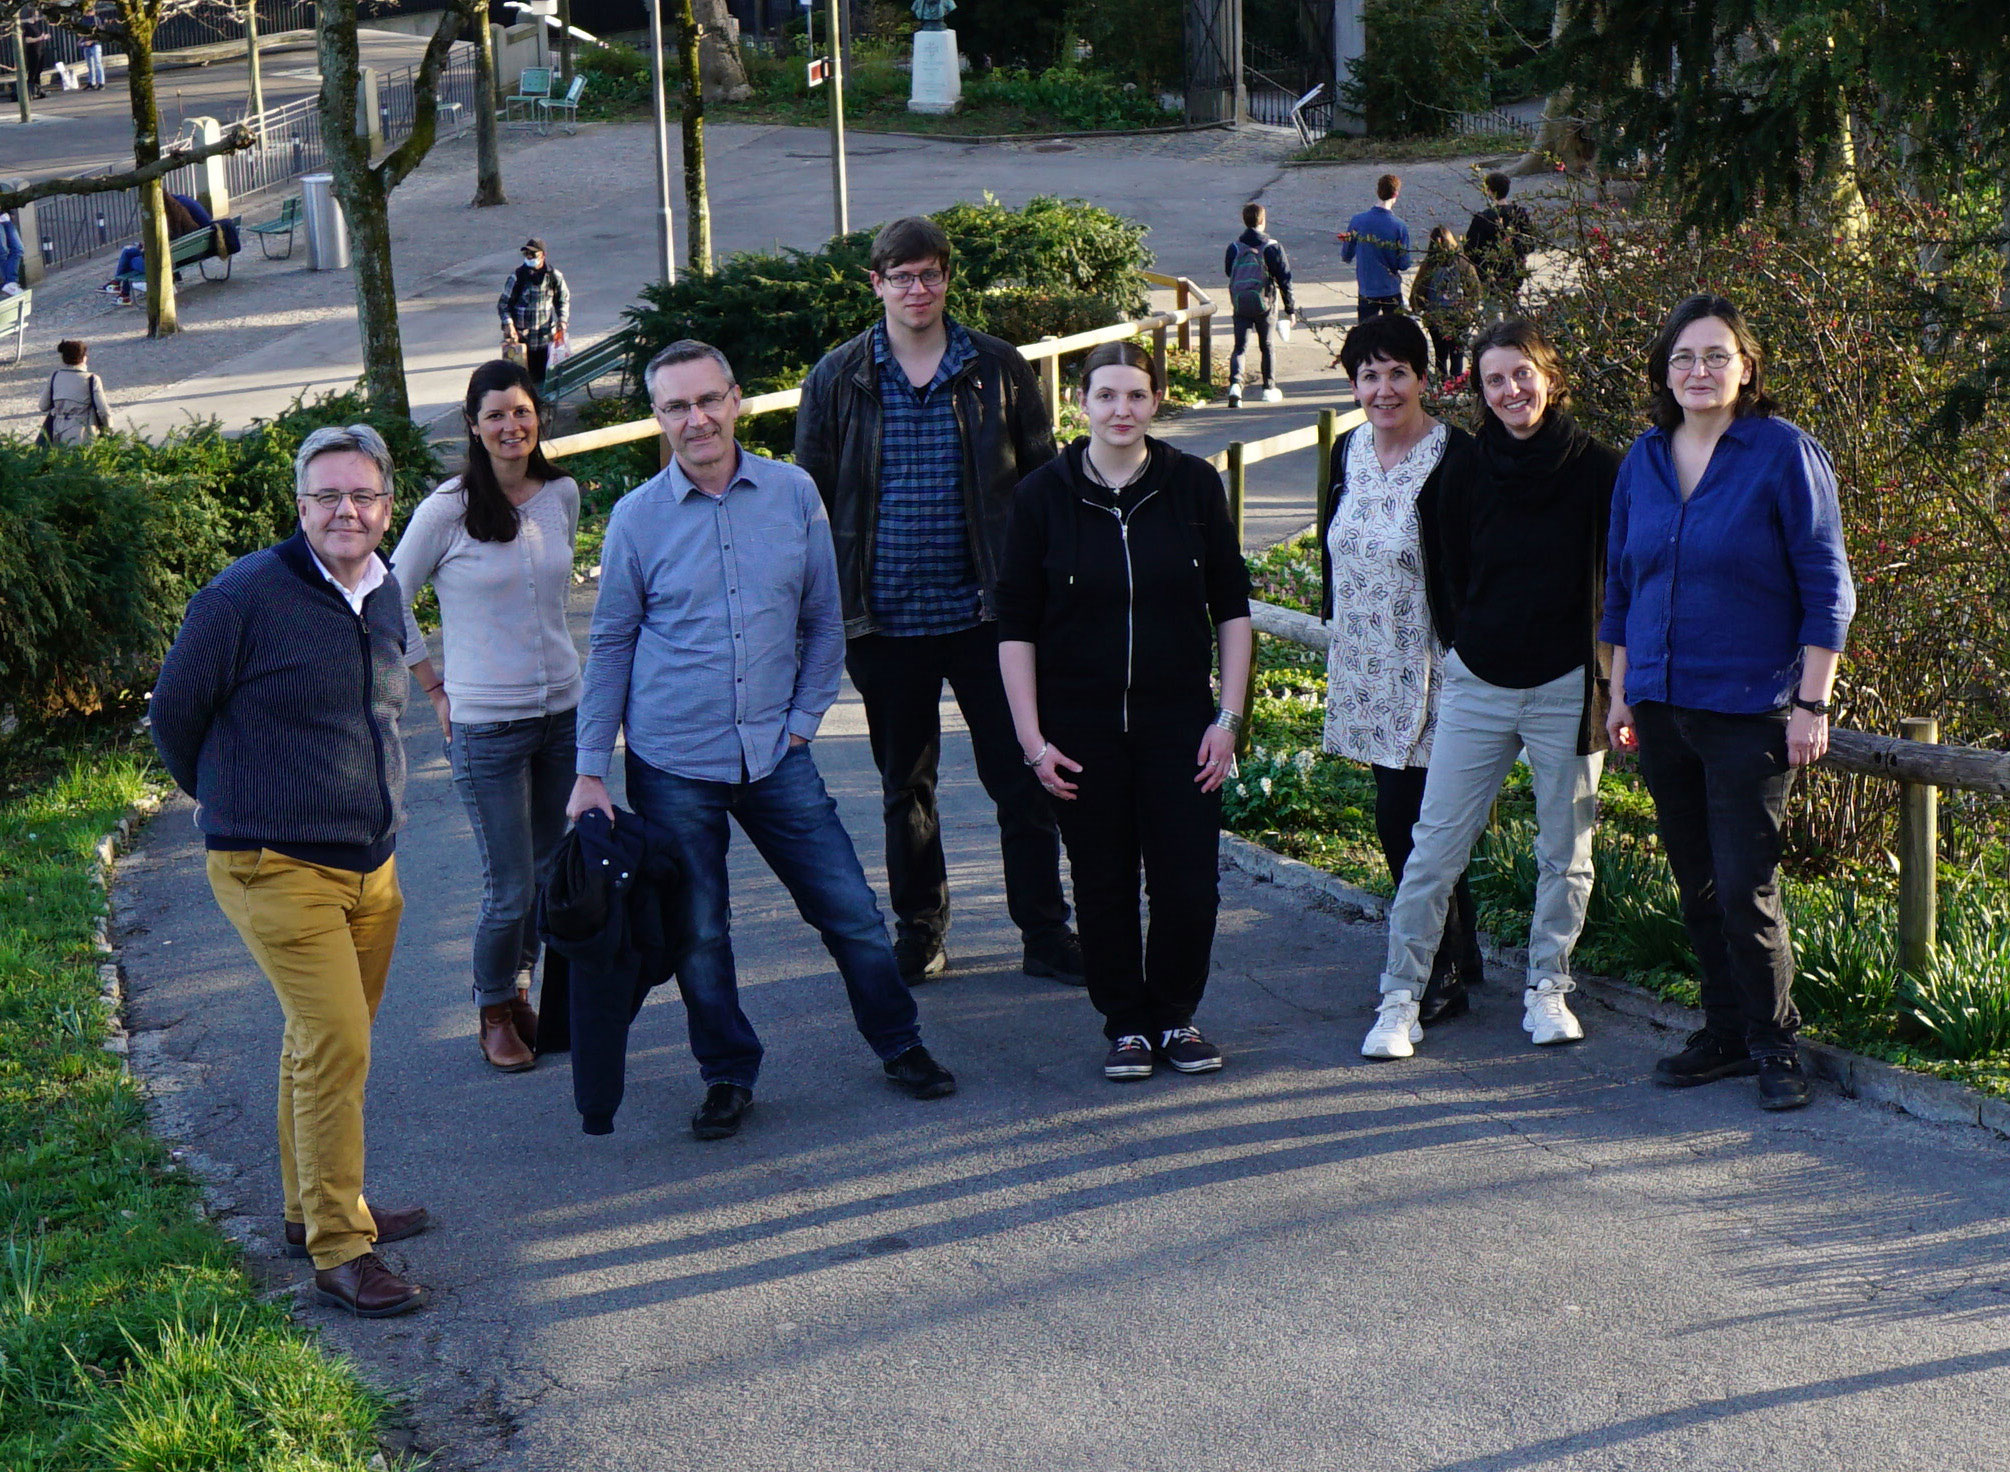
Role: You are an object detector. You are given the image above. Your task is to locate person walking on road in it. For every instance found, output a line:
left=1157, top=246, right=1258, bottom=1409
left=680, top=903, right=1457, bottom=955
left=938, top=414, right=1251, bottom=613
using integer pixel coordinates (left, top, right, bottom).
left=1321, top=313, right=1487, bottom=1041
left=1341, top=174, right=1412, bottom=323
left=1361, top=319, right=1622, bottom=1060
left=149, top=424, right=430, bottom=1319
left=498, top=238, right=569, bottom=386
left=569, top=339, right=959, bottom=1143
left=1409, top=226, right=1484, bottom=383
left=39, top=339, right=113, bottom=445
left=1224, top=201, right=1298, bottom=407
left=794, top=215, right=1082, bottom=987
left=391, top=359, right=580, bottom=1074
left=998, top=343, right=1252, bottom=1082
left=1604, top=294, right=1854, bottom=1112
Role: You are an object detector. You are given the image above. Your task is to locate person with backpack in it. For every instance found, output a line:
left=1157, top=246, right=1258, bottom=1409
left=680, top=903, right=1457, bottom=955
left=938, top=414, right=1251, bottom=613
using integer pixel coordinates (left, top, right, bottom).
left=1464, top=171, right=1536, bottom=316
left=1222, top=202, right=1297, bottom=407
left=39, top=340, right=114, bottom=446
left=1408, top=226, right=1484, bottom=382
left=497, top=238, right=570, bottom=386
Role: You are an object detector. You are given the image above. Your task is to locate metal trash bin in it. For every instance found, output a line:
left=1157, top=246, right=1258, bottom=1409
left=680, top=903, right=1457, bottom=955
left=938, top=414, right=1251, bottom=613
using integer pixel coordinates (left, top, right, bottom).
left=300, top=174, right=349, bottom=271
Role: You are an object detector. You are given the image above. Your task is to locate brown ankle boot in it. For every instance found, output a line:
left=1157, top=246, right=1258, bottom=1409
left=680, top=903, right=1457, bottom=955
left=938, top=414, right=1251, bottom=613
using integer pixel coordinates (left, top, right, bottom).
left=479, top=1003, right=534, bottom=1071
left=507, top=987, right=538, bottom=1053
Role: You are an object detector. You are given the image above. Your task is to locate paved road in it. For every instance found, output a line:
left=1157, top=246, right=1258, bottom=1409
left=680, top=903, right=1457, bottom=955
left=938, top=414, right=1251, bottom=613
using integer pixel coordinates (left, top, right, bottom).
left=115, top=582, right=2010, bottom=1472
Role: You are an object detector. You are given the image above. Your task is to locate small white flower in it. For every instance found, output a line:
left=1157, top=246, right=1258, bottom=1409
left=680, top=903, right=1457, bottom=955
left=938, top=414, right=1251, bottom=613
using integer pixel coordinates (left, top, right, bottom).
left=1260, top=777, right=1273, bottom=797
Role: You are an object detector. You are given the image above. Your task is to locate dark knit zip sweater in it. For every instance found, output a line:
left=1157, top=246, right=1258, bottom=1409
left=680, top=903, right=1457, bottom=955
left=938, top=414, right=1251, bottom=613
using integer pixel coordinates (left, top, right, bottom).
left=151, top=531, right=409, bottom=872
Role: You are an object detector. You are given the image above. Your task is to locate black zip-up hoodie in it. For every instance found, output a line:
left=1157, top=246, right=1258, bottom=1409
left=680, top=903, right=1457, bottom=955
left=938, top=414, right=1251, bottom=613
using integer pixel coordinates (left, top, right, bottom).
left=997, top=435, right=1251, bottom=732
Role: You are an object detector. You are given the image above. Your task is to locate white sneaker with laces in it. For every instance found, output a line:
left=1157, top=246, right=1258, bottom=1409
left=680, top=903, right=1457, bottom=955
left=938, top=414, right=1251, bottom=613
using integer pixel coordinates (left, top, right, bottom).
left=1524, top=979, right=1585, bottom=1046
left=1226, top=383, right=1243, bottom=408
left=1261, top=385, right=1284, bottom=403
left=1362, top=990, right=1422, bottom=1059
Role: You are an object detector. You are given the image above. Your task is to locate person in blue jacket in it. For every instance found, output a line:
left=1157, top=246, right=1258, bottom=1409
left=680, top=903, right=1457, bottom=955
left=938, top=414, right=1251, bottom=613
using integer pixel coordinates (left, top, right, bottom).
left=1602, top=294, right=1855, bottom=1113
left=1340, top=174, right=1412, bottom=323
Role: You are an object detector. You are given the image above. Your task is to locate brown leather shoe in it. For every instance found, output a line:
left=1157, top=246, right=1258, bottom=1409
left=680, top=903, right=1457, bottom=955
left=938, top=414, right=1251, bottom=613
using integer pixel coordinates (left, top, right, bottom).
left=480, top=1003, right=535, bottom=1071
left=313, top=1251, right=427, bottom=1317
left=284, top=1203, right=431, bottom=1260
left=507, top=987, right=538, bottom=1053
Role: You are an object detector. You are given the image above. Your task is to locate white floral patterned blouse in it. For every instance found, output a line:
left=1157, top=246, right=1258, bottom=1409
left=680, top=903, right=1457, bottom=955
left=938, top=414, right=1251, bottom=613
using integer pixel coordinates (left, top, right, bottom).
left=1322, top=422, right=1448, bottom=768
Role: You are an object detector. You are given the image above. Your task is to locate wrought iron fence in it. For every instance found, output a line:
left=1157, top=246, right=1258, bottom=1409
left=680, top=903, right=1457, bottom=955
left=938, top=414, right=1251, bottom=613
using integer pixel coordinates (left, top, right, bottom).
left=1, top=2, right=320, bottom=70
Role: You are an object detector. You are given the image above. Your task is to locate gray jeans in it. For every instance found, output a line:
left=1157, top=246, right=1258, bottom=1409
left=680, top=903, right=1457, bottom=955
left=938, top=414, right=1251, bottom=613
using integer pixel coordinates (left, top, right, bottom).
left=448, top=706, right=577, bottom=1006
left=1378, top=652, right=1602, bottom=994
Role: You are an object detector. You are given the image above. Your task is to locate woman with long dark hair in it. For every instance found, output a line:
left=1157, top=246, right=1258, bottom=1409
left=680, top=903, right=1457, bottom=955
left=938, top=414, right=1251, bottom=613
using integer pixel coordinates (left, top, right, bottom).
left=392, top=358, right=582, bottom=1072
left=997, top=342, right=1252, bottom=1081
left=1361, top=319, right=1622, bottom=1058
left=1603, top=294, right=1855, bottom=1110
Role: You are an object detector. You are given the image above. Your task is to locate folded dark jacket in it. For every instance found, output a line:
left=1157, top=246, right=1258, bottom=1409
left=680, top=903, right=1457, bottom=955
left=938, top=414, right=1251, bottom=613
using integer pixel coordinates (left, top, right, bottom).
left=534, top=807, right=689, bottom=1135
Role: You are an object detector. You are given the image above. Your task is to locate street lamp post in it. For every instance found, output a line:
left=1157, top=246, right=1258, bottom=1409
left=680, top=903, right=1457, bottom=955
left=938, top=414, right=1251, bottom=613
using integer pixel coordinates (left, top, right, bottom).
left=647, top=0, right=677, bottom=282
left=825, top=0, right=847, bottom=238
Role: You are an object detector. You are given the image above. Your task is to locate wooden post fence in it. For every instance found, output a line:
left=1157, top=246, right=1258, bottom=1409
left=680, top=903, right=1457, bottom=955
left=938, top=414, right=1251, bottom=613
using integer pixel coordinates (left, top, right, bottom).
left=1898, top=716, right=1940, bottom=975
left=1038, top=335, right=1060, bottom=425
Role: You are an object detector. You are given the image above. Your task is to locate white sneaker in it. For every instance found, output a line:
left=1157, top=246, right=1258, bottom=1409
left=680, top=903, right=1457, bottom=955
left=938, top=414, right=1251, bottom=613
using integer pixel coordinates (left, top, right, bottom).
left=1226, top=383, right=1243, bottom=408
left=1523, top=979, right=1584, bottom=1046
left=1261, top=385, right=1284, bottom=403
left=1362, top=990, right=1422, bottom=1059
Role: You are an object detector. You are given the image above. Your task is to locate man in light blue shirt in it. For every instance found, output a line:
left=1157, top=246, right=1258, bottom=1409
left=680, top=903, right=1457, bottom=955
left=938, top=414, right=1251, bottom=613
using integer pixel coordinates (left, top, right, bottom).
left=569, top=340, right=958, bottom=1141
left=1340, top=173, right=1412, bottom=322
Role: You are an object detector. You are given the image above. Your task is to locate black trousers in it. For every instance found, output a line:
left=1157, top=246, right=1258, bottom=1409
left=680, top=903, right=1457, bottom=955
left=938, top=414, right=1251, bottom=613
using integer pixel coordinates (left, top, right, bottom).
left=1049, top=713, right=1220, bottom=1040
left=525, top=344, right=551, bottom=385
left=1428, top=328, right=1465, bottom=381
left=1372, top=763, right=1485, bottom=985
left=1229, top=310, right=1274, bottom=388
left=1358, top=294, right=1403, bottom=323
left=846, top=625, right=1070, bottom=948
left=1632, top=702, right=1800, bottom=1058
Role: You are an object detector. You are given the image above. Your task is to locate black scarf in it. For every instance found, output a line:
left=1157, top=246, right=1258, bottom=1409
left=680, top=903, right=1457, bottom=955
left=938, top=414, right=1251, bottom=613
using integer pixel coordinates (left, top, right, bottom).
left=1478, top=407, right=1588, bottom=498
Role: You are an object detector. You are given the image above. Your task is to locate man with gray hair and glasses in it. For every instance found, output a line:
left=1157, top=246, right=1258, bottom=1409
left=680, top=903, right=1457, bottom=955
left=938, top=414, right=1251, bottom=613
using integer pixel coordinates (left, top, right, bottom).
left=152, top=424, right=431, bottom=1319
left=568, top=339, right=958, bottom=1143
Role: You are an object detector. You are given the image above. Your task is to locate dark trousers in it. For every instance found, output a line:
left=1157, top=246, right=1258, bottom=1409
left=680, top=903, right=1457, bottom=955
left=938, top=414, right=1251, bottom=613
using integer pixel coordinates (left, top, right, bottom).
left=1372, top=763, right=1484, bottom=984
left=525, top=344, right=550, bottom=385
left=1631, top=702, right=1800, bottom=1058
left=1049, top=714, right=1220, bottom=1040
left=1358, top=294, right=1403, bottom=323
left=1428, top=328, right=1465, bottom=381
left=845, top=624, right=1070, bottom=948
left=1228, top=310, right=1274, bottom=388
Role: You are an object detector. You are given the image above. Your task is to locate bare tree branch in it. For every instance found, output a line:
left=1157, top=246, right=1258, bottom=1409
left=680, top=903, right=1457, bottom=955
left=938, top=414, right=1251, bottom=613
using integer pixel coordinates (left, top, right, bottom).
left=0, top=126, right=255, bottom=214
left=376, top=2, right=474, bottom=192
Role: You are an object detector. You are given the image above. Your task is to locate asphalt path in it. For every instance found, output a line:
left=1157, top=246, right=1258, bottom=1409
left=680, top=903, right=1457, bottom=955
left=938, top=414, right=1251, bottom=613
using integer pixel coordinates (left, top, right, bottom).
left=114, top=579, right=2010, bottom=1472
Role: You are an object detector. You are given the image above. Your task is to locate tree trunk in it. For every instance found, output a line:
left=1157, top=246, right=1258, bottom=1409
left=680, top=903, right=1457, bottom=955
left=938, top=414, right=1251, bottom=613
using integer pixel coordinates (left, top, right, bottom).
left=694, top=0, right=751, bottom=102
left=472, top=11, right=507, bottom=205
left=1510, top=0, right=1593, bottom=175
left=12, top=13, right=30, bottom=126
left=675, top=0, right=712, bottom=272
left=123, top=15, right=180, bottom=337
left=557, top=0, right=574, bottom=82
left=1826, top=91, right=1870, bottom=248
left=317, top=11, right=408, bottom=414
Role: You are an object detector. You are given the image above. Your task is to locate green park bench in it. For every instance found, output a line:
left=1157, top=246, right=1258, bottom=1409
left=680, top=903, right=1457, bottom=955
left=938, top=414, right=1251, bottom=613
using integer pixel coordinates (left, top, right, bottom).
left=0, top=288, right=29, bottom=366
left=114, top=223, right=241, bottom=290
left=542, top=327, right=636, bottom=404
left=244, top=196, right=302, bottom=260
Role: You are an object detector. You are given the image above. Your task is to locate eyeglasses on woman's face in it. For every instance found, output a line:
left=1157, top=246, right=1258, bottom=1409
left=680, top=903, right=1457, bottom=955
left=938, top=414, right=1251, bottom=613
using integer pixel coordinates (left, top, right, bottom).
left=1668, top=348, right=1738, bottom=375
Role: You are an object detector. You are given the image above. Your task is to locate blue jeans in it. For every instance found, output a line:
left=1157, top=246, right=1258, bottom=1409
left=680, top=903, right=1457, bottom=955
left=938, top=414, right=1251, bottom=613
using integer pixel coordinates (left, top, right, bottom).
left=625, top=744, right=921, bottom=1089
left=84, top=44, right=105, bottom=88
left=448, top=707, right=576, bottom=1006
left=0, top=218, right=23, bottom=288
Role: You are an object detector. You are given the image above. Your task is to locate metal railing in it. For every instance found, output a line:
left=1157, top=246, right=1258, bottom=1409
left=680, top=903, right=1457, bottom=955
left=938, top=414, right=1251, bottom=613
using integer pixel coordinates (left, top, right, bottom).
left=0, top=2, right=319, bottom=69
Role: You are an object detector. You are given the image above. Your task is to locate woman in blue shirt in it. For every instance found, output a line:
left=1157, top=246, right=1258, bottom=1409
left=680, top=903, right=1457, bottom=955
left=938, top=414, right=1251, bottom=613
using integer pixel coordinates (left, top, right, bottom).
left=1601, top=294, right=1855, bottom=1112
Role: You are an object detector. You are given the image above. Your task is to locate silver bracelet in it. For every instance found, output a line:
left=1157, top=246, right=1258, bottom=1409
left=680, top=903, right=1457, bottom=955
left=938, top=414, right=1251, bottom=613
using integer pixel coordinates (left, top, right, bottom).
left=1023, top=742, right=1049, bottom=768
left=1212, top=709, right=1245, bottom=734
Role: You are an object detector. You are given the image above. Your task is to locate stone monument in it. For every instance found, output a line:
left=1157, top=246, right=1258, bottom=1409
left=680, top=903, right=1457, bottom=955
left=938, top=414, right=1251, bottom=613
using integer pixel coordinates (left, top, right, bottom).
left=908, top=0, right=961, bottom=115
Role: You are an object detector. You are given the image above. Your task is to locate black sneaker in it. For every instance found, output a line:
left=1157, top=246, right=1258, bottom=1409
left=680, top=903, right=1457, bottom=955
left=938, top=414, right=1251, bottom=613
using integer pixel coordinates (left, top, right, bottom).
left=883, top=1044, right=957, bottom=1099
left=1023, top=930, right=1086, bottom=984
left=691, top=1082, right=752, bottom=1140
left=1416, top=974, right=1470, bottom=1027
left=894, top=934, right=948, bottom=984
left=1756, top=1055, right=1813, bottom=1111
left=1652, top=1029, right=1759, bottom=1088
left=1103, top=1034, right=1154, bottom=1081
left=1157, top=1026, right=1224, bottom=1074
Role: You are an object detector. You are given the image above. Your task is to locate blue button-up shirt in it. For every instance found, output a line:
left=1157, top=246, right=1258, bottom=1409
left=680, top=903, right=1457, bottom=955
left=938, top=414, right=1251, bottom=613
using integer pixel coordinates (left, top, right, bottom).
left=1600, top=416, right=1855, bottom=714
left=869, top=320, right=983, bottom=636
left=1341, top=204, right=1411, bottom=299
left=575, top=446, right=844, bottom=783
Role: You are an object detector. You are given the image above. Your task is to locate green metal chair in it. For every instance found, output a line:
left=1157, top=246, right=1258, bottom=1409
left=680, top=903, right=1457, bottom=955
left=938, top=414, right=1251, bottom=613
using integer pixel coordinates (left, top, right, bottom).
left=504, top=66, right=554, bottom=131
left=535, top=74, right=587, bottom=135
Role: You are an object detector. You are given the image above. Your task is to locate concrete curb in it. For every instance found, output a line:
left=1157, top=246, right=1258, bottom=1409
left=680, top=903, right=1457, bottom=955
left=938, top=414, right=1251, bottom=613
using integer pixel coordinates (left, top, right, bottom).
left=87, top=793, right=160, bottom=1060
left=1218, top=829, right=2010, bottom=1138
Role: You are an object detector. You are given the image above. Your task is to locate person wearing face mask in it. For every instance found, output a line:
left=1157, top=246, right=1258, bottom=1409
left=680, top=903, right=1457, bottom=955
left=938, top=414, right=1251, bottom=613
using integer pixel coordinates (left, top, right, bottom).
left=390, top=359, right=581, bottom=1072
left=1320, top=313, right=1487, bottom=1044
left=1360, top=319, right=1622, bottom=1059
left=497, top=238, right=569, bottom=385
left=997, top=342, right=1253, bottom=1082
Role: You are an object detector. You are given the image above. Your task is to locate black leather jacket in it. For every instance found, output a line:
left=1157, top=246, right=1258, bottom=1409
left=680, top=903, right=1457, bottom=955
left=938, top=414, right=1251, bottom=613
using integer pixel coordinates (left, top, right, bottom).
left=793, top=320, right=1057, bottom=638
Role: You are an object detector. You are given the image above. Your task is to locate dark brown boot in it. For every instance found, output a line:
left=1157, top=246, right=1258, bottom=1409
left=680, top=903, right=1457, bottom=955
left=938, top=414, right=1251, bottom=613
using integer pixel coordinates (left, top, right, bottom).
left=313, top=1251, right=427, bottom=1317
left=479, top=1003, right=534, bottom=1071
left=284, top=1203, right=431, bottom=1260
left=507, top=987, right=538, bottom=1053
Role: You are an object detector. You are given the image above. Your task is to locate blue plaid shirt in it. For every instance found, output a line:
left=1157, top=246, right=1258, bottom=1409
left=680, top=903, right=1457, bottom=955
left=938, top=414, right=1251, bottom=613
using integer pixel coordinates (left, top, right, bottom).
left=869, top=321, right=983, bottom=636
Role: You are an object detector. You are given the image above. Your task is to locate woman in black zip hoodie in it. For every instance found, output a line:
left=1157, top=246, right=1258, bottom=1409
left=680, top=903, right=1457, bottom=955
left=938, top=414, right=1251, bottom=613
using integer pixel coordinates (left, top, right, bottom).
left=998, top=343, right=1254, bottom=1082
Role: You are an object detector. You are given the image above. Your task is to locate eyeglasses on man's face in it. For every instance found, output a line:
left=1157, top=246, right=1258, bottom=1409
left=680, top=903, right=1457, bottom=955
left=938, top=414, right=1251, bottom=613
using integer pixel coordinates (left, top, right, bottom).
left=880, top=268, right=946, bottom=293
left=655, top=390, right=734, bottom=422
left=303, top=489, right=392, bottom=510
left=1668, top=349, right=1738, bottom=375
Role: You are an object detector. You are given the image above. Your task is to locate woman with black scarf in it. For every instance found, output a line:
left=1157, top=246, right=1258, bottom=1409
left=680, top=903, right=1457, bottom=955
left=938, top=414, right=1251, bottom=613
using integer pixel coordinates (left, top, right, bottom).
left=1361, top=319, right=1622, bottom=1059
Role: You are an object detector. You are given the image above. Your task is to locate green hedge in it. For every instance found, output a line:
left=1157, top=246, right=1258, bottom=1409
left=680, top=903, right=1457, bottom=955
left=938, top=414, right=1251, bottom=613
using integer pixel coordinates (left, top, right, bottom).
left=0, top=392, right=438, bottom=719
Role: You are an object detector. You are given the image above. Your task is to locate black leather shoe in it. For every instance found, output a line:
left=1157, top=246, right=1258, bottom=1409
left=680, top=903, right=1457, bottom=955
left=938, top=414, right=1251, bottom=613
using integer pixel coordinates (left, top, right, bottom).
left=1757, top=1055, right=1813, bottom=1111
left=691, top=1083, right=753, bottom=1140
left=1417, top=975, right=1470, bottom=1027
left=1653, top=1028, right=1759, bottom=1087
left=883, top=1044, right=957, bottom=1099
left=894, top=934, right=948, bottom=984
left=1023, top=930, right=1086, bottom=984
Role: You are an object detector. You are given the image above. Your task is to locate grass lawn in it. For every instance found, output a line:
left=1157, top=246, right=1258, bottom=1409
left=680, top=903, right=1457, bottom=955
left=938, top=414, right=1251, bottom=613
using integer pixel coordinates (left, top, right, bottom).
left=1289, top=132, right=1530, bottom=165
left=0, top=723, right=389, bottom=1471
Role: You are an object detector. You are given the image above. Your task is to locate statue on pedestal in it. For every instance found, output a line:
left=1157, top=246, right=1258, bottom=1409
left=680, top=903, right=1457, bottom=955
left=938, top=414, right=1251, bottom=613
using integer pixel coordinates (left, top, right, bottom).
left=912, top=0, right=956, bottom=32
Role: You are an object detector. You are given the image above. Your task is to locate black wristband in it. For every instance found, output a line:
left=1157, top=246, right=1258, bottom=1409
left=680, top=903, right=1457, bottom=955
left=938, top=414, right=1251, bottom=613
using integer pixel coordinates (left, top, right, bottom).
left=1790, top=695, right=1831, bottom=716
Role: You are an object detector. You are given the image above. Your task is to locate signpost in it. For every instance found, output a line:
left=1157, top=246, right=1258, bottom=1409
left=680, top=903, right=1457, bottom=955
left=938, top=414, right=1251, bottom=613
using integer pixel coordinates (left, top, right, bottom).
left=822, top=0, right=848, bottom=238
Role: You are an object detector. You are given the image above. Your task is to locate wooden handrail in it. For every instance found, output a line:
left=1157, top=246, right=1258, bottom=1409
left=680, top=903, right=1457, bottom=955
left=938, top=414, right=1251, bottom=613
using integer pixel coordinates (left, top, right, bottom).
left=1206, top=410, right=1365, bottom=474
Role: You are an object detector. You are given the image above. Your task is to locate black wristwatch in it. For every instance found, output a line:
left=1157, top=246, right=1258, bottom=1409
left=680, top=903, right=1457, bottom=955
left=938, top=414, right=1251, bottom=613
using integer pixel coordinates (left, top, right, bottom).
left=1790, top=695, right=1832, bottom=716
